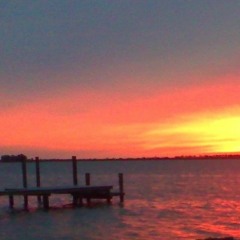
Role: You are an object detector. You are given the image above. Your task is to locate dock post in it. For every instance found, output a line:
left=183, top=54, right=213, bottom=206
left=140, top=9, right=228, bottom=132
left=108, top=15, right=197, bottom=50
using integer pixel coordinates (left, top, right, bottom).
left=43, top=194, right=49, bottom=210
left=21, top=158, right=28, bottom=210
left=72, top=156, right=78, bottom=186
left=9, top=195, right=14, bottom=209
left=85, top=173, right=90, bottom=186
left=72, top=194, right=78, bottom=207
left=119, top=173, right=124, bottom=203
left=21, top=158, right=28, bottom=188
left=72, top=156, right=79, bottom=206
left=85, top=173, right=91, bottom=206
left=35, top=157, right=42, bottom=205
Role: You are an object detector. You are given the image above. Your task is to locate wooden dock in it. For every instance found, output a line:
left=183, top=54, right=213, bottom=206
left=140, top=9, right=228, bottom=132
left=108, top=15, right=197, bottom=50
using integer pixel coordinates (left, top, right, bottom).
left=0, top=156, right=125, bottom=211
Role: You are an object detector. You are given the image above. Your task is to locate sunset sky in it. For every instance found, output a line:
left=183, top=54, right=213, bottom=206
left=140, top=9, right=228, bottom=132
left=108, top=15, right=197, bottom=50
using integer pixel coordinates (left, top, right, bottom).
left=1, top=0, right=240, bottom=159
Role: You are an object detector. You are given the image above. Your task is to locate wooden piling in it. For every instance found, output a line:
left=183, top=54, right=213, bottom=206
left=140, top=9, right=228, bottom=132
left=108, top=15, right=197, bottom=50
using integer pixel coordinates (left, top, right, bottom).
left=72, top=194, right=78, bottom=207
left=21, top=158, right=28, bottom=210
left=72, top=156, right=78, bottom=186
left=21, top=158, right=27, bottom=188
left=119, top=173, right=124, bottom=203
left=24, top=194, right=28, bottom=210
left=85, top=173, right=91, bottom=206
left=78, top=197, right=83, bottom=207
left=9, top=195, right=14, bottom=209
left=35, top=157, right=42, bottom=205
left=35, top=157, right=41, bottom=187
left=43, top=194, right=50, bottom=210
left=85, top=173, right=90, bottom=186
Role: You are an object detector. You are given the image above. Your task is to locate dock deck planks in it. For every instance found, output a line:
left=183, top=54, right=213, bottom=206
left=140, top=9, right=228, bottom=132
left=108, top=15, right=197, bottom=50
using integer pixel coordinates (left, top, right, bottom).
left=2, top=185, right=124, bottom=210
left=4, top=185, right=113, bottom=195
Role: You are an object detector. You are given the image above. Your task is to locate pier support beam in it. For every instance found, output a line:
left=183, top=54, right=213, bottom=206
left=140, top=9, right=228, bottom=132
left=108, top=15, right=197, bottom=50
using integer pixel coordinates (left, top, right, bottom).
left=72, top=194, right=83, bottom=207
left=9, top=195, right=14, bottom=209
left=21, top=158, right=28, bottom=210
left=85, top=173, right=91, bottom=206
left=72, top=156, right=78, bottom=186
left=119, top=173, right=124, bottom=203
left=35, top=157, right=42, bottom=205
left=24, top=194, right=28, bottom=210
left=85, top=173, right=90, bottom=186
left=43, top=194, right=50, bottom=210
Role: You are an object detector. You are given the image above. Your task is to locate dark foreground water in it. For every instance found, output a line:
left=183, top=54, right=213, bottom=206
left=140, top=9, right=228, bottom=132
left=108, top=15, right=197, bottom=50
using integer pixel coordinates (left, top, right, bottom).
left=0, top=159, right=240, bottom=240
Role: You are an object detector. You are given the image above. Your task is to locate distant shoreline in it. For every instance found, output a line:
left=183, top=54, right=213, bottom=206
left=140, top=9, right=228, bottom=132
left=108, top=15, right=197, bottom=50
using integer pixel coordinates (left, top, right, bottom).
left=38, top=157, right=240, bottom=162
left=32, top=154, right=240, bottom=162
left=2, top=157, right=240, bottom=163
left=1, top=154, right=240, bottom=163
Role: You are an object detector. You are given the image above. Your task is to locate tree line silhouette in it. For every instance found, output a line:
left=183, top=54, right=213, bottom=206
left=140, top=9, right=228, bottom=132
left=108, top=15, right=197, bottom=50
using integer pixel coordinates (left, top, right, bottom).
left=1, top=154, right=27, bottom=162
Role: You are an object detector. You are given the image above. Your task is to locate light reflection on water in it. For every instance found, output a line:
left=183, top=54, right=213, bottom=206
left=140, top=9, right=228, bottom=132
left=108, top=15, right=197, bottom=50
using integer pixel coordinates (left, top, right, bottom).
left=0, top=160, right=240, bottom=239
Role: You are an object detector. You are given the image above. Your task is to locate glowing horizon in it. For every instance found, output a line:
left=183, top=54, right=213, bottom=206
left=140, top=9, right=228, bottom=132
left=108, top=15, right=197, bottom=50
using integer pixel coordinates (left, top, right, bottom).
left=1, top=77, right=240, bottom=159
left=1, top=1, right=240, bottom=159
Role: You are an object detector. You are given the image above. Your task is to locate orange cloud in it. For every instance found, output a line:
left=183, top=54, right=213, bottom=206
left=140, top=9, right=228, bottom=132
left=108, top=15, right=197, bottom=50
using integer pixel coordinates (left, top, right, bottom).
left=0, top=75, right=239, bottom=158
left=142, top=109, right=240, bottom=156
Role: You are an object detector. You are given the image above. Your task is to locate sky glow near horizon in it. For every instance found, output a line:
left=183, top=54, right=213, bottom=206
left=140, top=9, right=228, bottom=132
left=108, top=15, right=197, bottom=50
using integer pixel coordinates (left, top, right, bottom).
left=1, top=0, right=240, bottom=158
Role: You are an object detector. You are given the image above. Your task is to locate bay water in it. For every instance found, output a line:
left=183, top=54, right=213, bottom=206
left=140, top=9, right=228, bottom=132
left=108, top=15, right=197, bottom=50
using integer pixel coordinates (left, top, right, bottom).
left=0, top=159, right=240, bottom=240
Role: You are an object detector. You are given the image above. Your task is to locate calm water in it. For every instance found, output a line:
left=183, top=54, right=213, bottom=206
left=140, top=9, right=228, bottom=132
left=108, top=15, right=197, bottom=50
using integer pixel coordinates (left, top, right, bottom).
left=0, top=159, right=240, bottom=240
